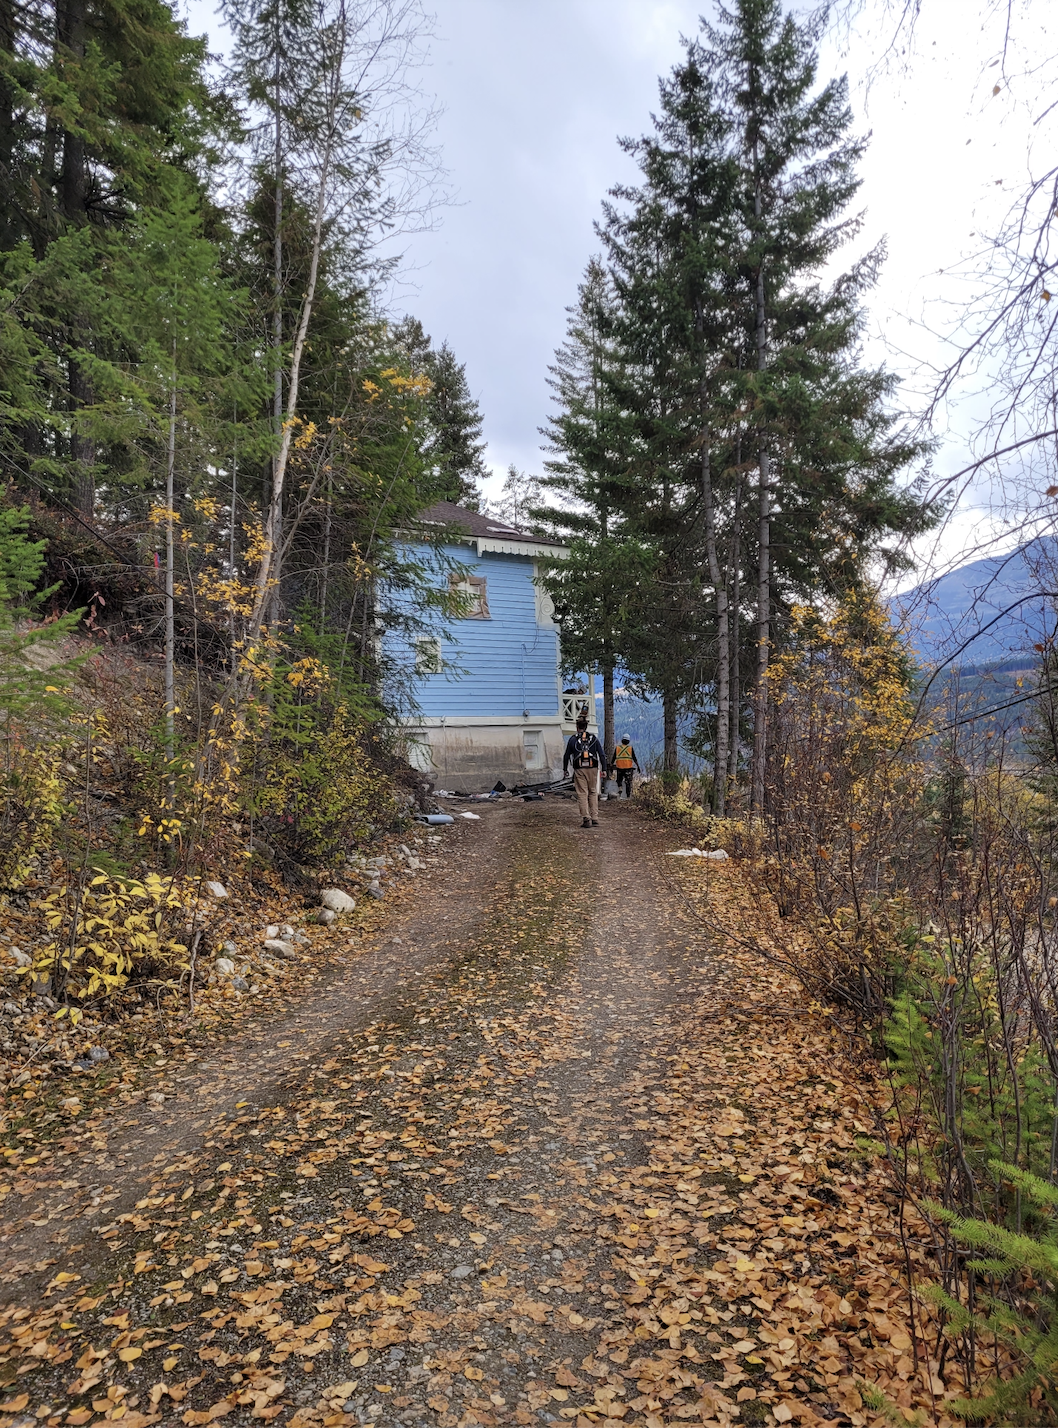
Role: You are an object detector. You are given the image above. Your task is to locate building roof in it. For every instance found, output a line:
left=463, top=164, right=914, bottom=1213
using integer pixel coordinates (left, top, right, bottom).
left=418, top=501, right=567, bottom=556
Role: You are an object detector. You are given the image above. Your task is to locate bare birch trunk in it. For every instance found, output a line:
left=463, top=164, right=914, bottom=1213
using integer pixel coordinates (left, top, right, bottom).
left=247, top=132, right=334, bottom=646
left=321, top=468, right=332, bottom=624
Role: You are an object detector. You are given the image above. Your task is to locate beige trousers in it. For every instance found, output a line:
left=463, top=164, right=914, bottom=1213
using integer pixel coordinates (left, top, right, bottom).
left=574, top=767, right=600, bottom=821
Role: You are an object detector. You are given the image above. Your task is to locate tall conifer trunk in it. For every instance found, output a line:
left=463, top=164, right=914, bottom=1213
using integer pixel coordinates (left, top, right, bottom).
left=663, top=691, right=678, bottom=773
left=750, top=140, right=770, bottom=817
left=271, top=25, right=284, bottom=563
left=0, top=0, right=15, bottom=246
left=164, top=360, right=177, bottom=760
left=57, top=0, right=86, bottom=219
left=727, top=457, right=743, bottom=796
left=602, top=661, right=615, bottom=768
left=58, top=0, right=95, bottom=515
left=699, top=408, right=729, bottom=815
left=68, top=361, right=95, bottom=516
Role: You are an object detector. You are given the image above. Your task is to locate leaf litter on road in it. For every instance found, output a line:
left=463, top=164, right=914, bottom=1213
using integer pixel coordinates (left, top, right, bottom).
left=0, top=805, right=955, bottom=1426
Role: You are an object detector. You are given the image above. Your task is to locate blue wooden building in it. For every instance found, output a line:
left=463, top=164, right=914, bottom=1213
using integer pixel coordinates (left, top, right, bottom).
left=388, top=501, right=597, bottom=792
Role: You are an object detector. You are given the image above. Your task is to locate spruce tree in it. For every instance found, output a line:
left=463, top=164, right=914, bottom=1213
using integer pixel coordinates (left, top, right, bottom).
left=582, top=1, right=932, bottom=798
left=393, top=318, right=487, bottom=507
left=704, top=0, right=929, bottom=811
left=538, top=259, right=655, bottom=763
left=0, top=0, right=219, bottom=514
left=600, top=46, right=742, bottom=797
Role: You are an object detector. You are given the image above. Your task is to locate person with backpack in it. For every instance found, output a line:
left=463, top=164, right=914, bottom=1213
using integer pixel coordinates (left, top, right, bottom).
left=562, top=713, right=606, bottom=828
left=611, top=735, right=641, bottom=798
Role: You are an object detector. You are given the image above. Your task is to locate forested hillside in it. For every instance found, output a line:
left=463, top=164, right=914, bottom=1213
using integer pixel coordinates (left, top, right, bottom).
left=0, top=0, right=496, bottom=876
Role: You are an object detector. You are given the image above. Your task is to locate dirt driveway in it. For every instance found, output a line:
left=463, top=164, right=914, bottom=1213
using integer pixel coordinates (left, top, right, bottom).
left=0, top=801, right=955, bottom=1428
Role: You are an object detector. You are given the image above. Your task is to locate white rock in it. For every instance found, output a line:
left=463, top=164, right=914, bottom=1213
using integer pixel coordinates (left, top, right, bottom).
left=316, top=908, right=336, bottom=926
left=266, top=924, right=280, bottom=939
left=460, top=811, right=481, bottom=820
left=264, top=939, right=298, bottom=958
left=280, top=924, right=295, bottom=939
left=215, top=957, right=236, bottom=977
left=6, top=948, right=31, bottom=967
left=320, top=888, right=356, bottom=913
left=204, top=881, right=228, bottom=899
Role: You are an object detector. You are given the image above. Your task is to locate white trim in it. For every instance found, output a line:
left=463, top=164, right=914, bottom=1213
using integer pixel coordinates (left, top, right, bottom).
left=412, top=714, right=563, bottom=728
left=532, top=560, right=558, bottom=628
left=474, top=536, right=568, bottom=558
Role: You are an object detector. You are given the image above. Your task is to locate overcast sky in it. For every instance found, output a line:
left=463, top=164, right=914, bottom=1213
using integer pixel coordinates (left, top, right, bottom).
left=182, top=0, right=1055, bottom=579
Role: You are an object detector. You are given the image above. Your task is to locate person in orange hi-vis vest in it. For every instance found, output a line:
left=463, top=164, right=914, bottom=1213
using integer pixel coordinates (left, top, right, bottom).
left=611, top=735, right=641, bottom=799
left=562, top=713, right=607, bottom=828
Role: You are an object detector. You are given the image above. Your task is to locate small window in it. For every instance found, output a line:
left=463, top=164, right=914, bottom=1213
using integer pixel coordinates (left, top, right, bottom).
left=415, top=636, right=442, bottom=674
left=449, top=573, right=490, bottom=619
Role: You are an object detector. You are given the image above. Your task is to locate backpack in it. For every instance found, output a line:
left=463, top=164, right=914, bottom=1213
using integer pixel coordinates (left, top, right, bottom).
left=575, top=733, right=598, bottom=768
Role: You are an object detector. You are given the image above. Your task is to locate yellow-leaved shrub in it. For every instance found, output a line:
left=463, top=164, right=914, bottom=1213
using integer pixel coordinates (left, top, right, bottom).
left=30, top=870, right=190, bottom=1006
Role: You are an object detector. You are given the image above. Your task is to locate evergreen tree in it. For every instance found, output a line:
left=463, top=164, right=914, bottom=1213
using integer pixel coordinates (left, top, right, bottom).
left=600, top=153, right=727, bottom=773
left=393, top=317, right=486, bottom=507
left=570, top=0, right=932, bottom=795
left=0, top=0, right=220, bottom=514
left=704, top=0, right=930, bottom=810
left=599, top=52, right=740, bottom=784
left=493, top=465, right=544, bottom=533
left=538, top=259, right=656, bottom=763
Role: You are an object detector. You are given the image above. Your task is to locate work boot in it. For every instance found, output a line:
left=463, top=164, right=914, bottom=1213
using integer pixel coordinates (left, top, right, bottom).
left=591, top=819, right=599, bottom=826
left=581, top=818, right=591, bottom=828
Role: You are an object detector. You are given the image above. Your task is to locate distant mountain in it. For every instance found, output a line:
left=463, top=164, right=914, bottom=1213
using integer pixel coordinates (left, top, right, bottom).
left=589, top=541, right=1058, bottom=768
left=597, top=691, right=704, bottom=772
left=894, top=537, right=1058, bottom=671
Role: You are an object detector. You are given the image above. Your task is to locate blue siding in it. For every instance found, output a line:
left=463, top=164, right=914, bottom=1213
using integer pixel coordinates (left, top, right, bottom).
left=386, top=542, right=560, bottom=718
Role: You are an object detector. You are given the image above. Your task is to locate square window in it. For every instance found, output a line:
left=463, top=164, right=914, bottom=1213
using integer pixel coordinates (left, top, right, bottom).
left=449, top=573, right=490, bottom=619
left=415, top=636, right=442, bottom=675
